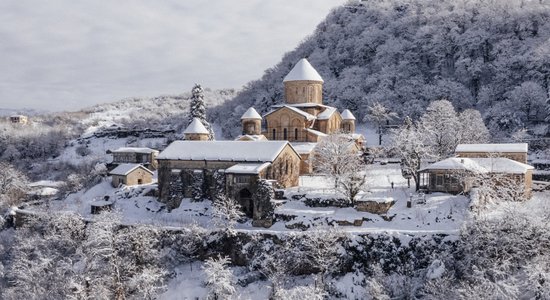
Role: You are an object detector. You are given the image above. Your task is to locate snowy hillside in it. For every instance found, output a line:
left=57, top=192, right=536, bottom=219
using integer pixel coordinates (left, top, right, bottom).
left=213, top=0, right=550, bottom=138
left=0, top=108, right=48, bottom=117
left=80, top=88, right=235, bottom=136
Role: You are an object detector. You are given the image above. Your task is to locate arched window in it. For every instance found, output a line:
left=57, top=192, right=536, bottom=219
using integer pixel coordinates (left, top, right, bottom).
left=272, top=129, right=276, bottom=140
left=283, top=128, right=288, bottom=140
left=294, top=128, right=298, bottom=140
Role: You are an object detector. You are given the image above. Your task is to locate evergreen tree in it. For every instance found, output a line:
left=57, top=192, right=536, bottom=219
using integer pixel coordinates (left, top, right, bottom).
left=251, top=179, right=275, bottom=227
left=191, top=170, right=204, bottom=201
left=189, top=84, right=214, bottom=140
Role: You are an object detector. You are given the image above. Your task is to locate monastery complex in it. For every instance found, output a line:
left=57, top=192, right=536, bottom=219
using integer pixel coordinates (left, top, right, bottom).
left=153, top=58, right=365, bottom=226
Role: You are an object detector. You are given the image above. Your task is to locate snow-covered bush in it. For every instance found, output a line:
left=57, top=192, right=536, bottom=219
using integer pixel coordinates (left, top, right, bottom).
left=202, top=255, right=236, bottom=299
left=0, top=162, right=29, bottom=208
left=211, top=195, right=245, bottom=232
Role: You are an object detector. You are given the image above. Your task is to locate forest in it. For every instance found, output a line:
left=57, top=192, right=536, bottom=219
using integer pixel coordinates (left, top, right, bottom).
left=212, top=0, right=550, bottom=139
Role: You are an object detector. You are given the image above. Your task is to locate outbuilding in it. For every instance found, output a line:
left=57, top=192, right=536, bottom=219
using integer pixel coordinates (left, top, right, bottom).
left=419, top=157, right=534, bottom=198
left=109, top=163, right=154, bottom=187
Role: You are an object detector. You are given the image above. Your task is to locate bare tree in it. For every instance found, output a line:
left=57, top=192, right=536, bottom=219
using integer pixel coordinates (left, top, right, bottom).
left=391, top=117, right=432, bottom=191
left=83, top=212, right=165, bottom=300
left=338, top=163, right=368, bottom=206
left=210, top=195, right=245, bottom=232
left=301, top=227, right=346, bottom=290
left=366, top=101, right=397, bottom=145
left=314, top=134, right=363, bottom=187
left=202, top=255, right=236, bottom=300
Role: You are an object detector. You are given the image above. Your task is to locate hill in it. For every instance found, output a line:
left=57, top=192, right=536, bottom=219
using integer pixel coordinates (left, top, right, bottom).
left=213, top=0, right=550, bottom=138
left=0, top=88, right=235, bottom=180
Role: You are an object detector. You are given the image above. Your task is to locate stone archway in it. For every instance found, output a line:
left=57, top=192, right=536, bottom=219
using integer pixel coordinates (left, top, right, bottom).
left=238, top=188, right=253, bottom=218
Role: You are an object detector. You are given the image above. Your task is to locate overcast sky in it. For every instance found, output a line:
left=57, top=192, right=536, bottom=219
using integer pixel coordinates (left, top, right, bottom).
left=0, top=0, right=345, bottom=112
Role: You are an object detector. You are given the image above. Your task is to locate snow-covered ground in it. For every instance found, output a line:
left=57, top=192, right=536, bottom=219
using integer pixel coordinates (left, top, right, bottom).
left=53, top=136, right=166, bottom=166
left=271, top=164, right=469, bottom=234
left=32, top=163, right=472, bottom=236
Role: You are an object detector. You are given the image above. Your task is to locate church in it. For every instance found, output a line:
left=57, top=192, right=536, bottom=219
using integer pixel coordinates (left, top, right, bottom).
left=156, top=58, right=364, bottom=226
left=237, top=58, right=364, bottom=173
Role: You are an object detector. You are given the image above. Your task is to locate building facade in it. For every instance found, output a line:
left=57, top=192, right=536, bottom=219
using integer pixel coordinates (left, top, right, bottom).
left=156, top=140, right=301, bottom=211
left=419, top=157, right=534, bottom=198
left=109, top=164, right=154, bottom=187
left=110, top=147, right=159, bottom=170
left=9, top=115, right=28, bottom=125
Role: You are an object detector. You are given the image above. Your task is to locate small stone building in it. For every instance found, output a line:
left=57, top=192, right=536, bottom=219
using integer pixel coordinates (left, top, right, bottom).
left=455, top=143, right=528, bottom=164
left=9, top=115, right=28, bottom=125
left=109, top=164, right=154, bottom=187
left=224, top=163, right=272, bottom=219
left=156, top=140, right=301, bottom=210
left=419, top=157, right=534, bottom=198
left=110, top=147, right=159, bottom=170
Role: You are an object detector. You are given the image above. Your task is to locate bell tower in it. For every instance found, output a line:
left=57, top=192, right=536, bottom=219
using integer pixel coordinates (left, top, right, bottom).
left=241, top=107, right=262, bottom=135
left=341, top=109, right=356, bottom=133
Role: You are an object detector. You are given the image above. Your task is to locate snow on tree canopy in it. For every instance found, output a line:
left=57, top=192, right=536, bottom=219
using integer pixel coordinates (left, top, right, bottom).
left=420, top=157, right=534, bottom=174
left=341, top=109, right=356, bottom=120
left=109, top=163, right=152, bottom=176
left=283, top=58, right=324, bottom=82
left=184, top=118, right=209, bottom=134
left=225, top=163, right=271, bottom=174
left=241, top=107, right=262, bottom=120
left=455, top=143, right=528, bottom=153
left=157, top=141, right=295, bottom=162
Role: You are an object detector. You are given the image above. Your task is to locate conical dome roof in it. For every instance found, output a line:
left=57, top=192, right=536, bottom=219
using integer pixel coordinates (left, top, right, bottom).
left=341, top=109, right=356, bottom=120
left=241, top=107, right=262, bottom=120
left=283, top=58, right=324, bottom=83
left=184, top=118, right=209, bottom=134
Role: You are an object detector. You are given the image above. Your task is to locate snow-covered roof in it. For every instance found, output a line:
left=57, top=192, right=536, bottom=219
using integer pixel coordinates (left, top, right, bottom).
left=184, top=118, right=209, bottom=134
left=317, top=107, right=337, bottom=120
left=341, top=109, right=356, bottom=120
left=283, top=58, right=324, bottom=83
left=236, top=134, right=267, bottom=141
left=264, top=105, right=316, bottom=120
left=109, top=164, right=153, bottom=176
left=455, top=143, right=528, bottom=153
left=225, top=163, right=271, bottom=174
left=241, top=107, right=262, bottom=120
left=290, top=142, right=317, bottom=154
left=306, top=128, right=328, bottom=137
left=419, top=157, right=534, bottom=174
left=157, top=141, right=297, bottom=162
left=111, top=147, right=158, bottom=154
left=272, top=103, right=328, bottom=109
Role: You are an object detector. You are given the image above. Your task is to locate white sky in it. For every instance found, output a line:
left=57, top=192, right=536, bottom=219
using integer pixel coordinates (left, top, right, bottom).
left=0, top=0, right=345, bottom=111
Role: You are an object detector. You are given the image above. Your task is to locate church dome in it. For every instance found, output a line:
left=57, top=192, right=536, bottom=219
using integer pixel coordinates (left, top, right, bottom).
left=341, top=109, right=356, bottom=120
left=283, top=58, right=324, bottom=83
left=184, top=118, right=209, bottom=134
left=241, top=107, right=262, bottom=120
